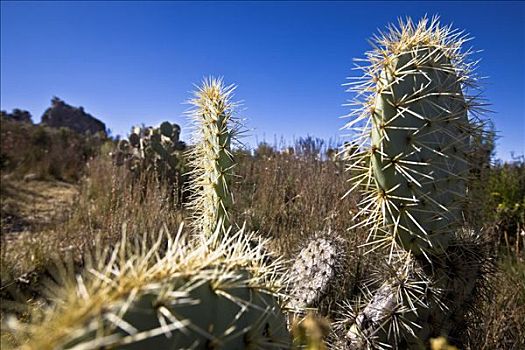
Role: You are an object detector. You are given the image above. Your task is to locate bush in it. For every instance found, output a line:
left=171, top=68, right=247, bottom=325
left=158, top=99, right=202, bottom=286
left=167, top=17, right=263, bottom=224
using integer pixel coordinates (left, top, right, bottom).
left=487, top=160, right=525, bottom=253
left=0, top=116, right=106, bottom=182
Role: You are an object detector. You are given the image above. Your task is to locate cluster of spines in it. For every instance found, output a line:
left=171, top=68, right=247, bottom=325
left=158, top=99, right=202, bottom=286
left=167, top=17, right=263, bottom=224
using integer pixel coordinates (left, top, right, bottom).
left=186, top=77, right=242, bottom=241
left=341, top=229, right=494, bottom=349
left=343, top=250, right=442, bottom=349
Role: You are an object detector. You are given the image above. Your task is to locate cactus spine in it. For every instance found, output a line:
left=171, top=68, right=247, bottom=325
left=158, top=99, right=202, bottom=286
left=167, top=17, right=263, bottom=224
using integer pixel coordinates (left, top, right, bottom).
left=343, top=17, right=492, bottom=348
left=187, top=78, right=239, bottom=239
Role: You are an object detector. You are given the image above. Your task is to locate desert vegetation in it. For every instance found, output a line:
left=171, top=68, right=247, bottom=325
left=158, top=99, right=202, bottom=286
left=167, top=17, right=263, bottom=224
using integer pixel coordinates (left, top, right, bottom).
left=1, top=16, right=524, bottom=350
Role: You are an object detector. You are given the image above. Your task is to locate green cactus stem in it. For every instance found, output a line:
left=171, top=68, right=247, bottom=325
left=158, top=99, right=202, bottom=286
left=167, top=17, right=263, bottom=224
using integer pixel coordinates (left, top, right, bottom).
left=187, top=77, right=241, bottom=240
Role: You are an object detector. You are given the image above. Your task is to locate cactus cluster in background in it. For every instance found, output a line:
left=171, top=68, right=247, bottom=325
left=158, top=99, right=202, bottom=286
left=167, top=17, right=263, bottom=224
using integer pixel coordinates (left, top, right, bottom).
left=113, top=121, right=187, bottom=204
left=113, top=122, right=186, bottom=173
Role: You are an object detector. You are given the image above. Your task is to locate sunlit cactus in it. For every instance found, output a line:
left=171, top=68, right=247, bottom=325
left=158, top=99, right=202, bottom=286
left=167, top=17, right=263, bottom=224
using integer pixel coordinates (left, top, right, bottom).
left=3, top=226, right=291, bottom=350
left=186, top=78, right=241, bottom=240
left=342, top=16, right=494, bottom=349
left=345, top=16, right=486, bottom=256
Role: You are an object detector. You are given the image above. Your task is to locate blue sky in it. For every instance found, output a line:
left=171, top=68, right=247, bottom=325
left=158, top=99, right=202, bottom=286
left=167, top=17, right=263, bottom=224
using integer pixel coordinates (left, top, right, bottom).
left=1, top=1, right=524, bottom=160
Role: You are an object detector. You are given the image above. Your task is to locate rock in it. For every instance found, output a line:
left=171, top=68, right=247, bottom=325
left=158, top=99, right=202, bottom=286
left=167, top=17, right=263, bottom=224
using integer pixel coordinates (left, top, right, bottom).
left=40, top=97, right=106, bottom=135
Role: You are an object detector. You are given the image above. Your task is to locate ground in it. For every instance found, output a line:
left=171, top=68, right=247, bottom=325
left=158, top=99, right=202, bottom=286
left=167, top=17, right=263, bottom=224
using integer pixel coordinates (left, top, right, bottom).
left=1, top=177, right=79, bottom=278
left=1, top=177, right=78, bottom=235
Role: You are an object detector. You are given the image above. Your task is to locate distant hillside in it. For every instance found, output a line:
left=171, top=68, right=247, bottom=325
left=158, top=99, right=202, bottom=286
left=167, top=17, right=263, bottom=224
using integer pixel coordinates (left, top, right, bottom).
left=40, top=97, right=106, bottom=135
left=2, top=97, right=107, bottom=136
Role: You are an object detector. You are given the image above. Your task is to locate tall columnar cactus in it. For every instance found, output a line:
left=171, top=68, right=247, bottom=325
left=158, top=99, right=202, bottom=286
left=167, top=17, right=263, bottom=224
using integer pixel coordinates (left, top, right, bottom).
left=345, top=16, right=485, bottom=256
left=187, top=78, right=240, bottom=239
left=342, top=17, right=493, bottom=349
left=3, top=227, right=291, bottom=350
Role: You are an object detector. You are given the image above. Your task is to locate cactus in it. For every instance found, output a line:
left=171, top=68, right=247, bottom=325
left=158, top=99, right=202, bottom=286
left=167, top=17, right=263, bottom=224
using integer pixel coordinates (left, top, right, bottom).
left=113, top=123, right=185, bottom=170
left=3, top=226, right=291, bottom=350
left=186, top=77, right=240, bottom=240
left=345, top=16, right=485, bottom=256
left=342, top=17, right=493, bottom=349
left=345, top=251, right=434, bottom=349
left=117, top=122, right=186, bottom=174
left=112, top=122, right=187, bottom=205
left=343, top=231, right=494, bottom=349
left=288, top=232, right=350, bottom=314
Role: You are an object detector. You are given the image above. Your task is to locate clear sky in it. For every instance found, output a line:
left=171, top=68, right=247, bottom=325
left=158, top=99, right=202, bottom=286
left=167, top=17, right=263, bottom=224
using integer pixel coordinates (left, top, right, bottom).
left=1, top=1, right=524, bottom=160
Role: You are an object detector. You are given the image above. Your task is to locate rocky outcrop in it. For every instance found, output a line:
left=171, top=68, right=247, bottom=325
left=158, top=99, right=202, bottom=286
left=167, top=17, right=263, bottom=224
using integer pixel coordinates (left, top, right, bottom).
left=1, top=109, right=33, bottom=124
left=40, top=97, right=106, bottom=135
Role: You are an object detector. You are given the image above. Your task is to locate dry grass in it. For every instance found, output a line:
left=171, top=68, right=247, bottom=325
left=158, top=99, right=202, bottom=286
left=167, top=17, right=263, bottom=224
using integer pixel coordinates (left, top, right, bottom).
left=1, top=156, right=184, bottom=285
left=232, top=149, right=362, bottom=256
left=466, top=255, right=525, bottom=350
left=0, top=139, right=524, bottom=349
left=0, top=179, right=78, bottom=233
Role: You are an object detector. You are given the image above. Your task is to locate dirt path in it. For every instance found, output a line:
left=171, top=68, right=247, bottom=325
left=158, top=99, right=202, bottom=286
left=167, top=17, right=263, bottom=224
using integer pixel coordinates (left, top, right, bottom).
left=1, top=178, right=79, bottom=235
